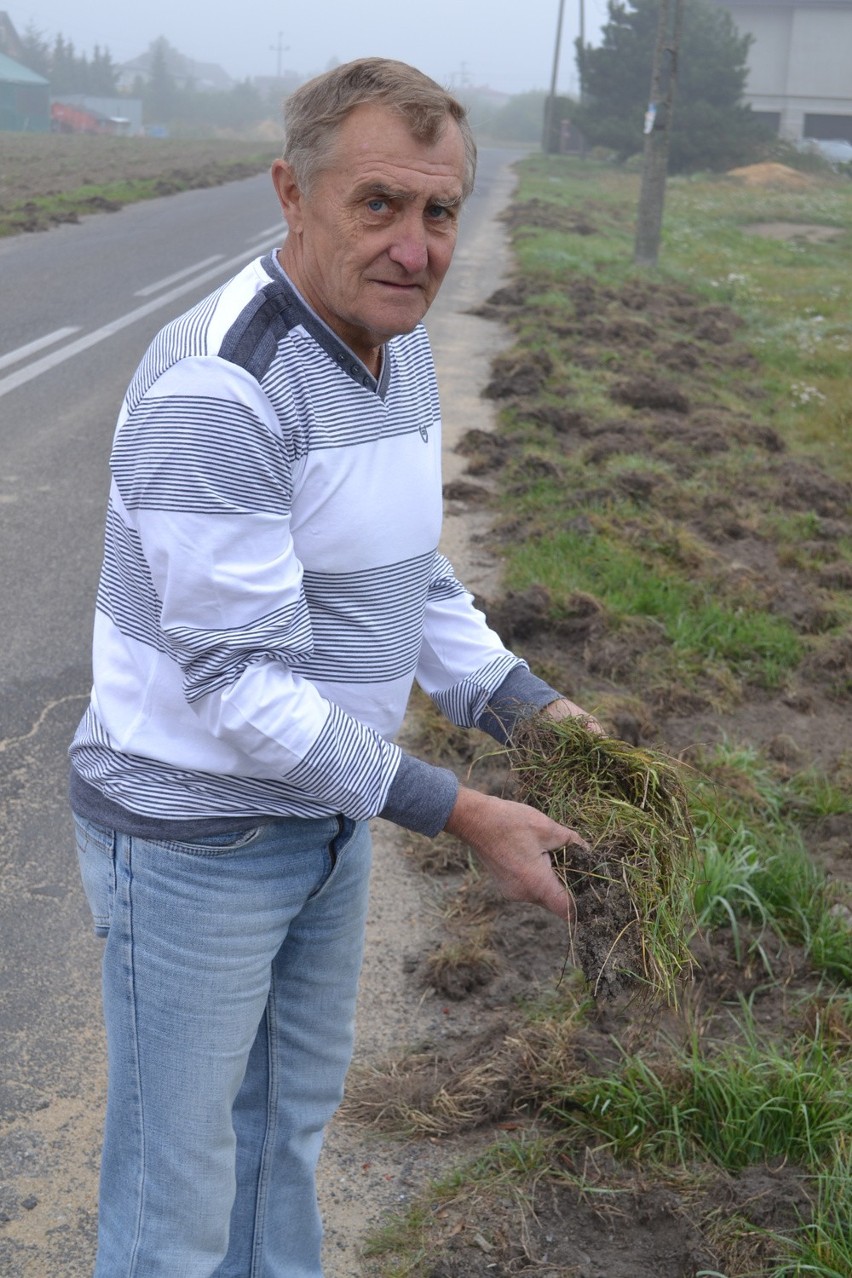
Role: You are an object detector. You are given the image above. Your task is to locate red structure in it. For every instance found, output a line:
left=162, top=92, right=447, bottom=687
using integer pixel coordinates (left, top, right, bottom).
left=51, top=99, right=125, bottom=134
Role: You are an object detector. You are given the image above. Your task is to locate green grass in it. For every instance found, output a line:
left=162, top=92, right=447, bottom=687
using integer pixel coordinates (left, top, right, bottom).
left=505, top=528, right=803, bottom=689
left=549, top=1028, right=848, bottom=1171
left=690, top=743, right=852, bottom=982
left=770, top=1137, right=852, bottom=1278
left=362, top=989, right=852, bottom=1277
left=506, top=156, right=852, bottom=472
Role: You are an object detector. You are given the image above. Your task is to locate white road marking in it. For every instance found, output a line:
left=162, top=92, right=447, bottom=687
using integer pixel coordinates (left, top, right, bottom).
left=0, top=327, right=82, bottom=372
left=134, top=256, right=225, bottom=297
left=248, top=222, right=284, bottom=245
left=0, top=232, right=282, bottom=401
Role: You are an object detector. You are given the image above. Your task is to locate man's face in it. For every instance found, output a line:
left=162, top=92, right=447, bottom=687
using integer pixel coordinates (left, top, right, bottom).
left=273, top=103, right=467, bottom=372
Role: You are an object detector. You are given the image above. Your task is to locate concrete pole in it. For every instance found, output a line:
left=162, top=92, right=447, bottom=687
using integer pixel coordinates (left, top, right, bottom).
left=634, top=0, right=685, bottom=267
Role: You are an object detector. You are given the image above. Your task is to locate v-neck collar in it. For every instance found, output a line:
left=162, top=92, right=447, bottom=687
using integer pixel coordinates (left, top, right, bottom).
left=262, top=253, right=391, bottom=399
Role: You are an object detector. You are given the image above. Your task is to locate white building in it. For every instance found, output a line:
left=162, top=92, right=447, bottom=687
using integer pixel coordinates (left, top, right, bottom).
left=711, top=0, right=852, bottom=142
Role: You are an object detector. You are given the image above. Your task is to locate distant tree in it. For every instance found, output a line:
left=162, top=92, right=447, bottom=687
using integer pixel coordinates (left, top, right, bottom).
left=19, top=26, right=118, bottom=94
left=49, top=34, right=77, bottom=93
left=144, top=37, right=180, bottom=125
left=89, top=46, right=119, bottom=95
left=171, top=80, right=270, bottom=135
left=486, top=91, right=550, bottom=143
left=542, top=95, right=579, bottom=153
left=19, top=24, right=51, bottom=78
left=575, top=0, right=772, bottom=172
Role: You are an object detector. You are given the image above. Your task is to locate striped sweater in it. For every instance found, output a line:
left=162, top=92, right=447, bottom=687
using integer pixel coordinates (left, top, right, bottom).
left=70, top=253, right=558, bottom=838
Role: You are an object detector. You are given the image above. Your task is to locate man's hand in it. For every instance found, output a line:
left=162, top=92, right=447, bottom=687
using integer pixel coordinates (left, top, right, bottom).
left=543, top=696, right=604, bottom=735
left=443, top=786, right=584, bottom=921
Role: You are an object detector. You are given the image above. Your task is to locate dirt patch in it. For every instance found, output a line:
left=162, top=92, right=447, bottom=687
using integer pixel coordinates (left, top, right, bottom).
left=462, top=269, right=852, bottom=784
left=499, top=196, right=601, bottom=236
left=422, top=1159, right=812, bottom=1278
left=745, top=221, right=846, bottom=242
left=610, top=373, right=691, bottom=414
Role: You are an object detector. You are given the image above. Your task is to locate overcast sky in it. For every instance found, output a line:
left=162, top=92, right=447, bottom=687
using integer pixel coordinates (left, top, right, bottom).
left=15, top=0, right=610, bottom=96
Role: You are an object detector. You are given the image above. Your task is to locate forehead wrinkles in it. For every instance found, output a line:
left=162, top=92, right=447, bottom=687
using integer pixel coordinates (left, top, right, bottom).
left=346, top=151, right=465, bottom=201
left=330, top=110, right=466, bottom=202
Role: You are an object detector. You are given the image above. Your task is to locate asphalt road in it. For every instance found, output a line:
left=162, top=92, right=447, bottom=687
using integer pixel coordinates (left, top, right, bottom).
left=0, top=146, right=524, bottom=1274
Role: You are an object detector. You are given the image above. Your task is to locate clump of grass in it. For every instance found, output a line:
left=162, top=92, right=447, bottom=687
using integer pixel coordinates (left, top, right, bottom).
left=689, top=742, right=852, bottom=983
left=509, top=714, right=699, bottom=1005
left=422, top=932, right=501, bottom=1000
left=548, top=1005, right=849, bottom=1174
left=770, top=1135, right=852, bottom=1278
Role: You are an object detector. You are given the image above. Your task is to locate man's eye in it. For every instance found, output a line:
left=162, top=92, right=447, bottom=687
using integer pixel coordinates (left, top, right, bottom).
left=366, top=198, right=388, bottom=213
left=427, top=204, right=451, bottom=221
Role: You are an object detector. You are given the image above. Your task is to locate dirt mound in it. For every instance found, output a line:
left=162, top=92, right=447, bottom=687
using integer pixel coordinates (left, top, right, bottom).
left=725, top=162, right=814, bottom=189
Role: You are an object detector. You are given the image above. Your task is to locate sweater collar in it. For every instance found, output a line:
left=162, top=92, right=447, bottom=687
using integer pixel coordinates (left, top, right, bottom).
left=261, top=252, right=390, bottom=399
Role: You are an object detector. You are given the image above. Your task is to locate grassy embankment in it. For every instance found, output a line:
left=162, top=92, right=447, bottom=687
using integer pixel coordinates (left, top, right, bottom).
left=361, top=158, right=852, bottom=1276
left=0, top=135, right=281, bottom=235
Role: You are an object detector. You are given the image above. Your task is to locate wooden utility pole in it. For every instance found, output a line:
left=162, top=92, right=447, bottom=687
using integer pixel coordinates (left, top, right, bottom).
left=543, top=0, right=567, bottom=153
left=633, top=0, right=685, bottom=267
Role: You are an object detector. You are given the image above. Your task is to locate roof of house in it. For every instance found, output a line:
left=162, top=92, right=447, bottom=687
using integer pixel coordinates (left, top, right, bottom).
left=0, top=9, right=25, bottom=60
left=0, top=49, right=49, bottom=85
left=118, top=46, right=233, bottom=92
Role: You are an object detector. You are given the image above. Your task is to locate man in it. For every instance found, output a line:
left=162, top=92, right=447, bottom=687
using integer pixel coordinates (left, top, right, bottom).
left=70, top=58, right=594, bottom=1277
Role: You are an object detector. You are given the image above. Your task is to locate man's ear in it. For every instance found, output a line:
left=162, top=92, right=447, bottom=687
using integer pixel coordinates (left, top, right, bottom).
left=271, top=160, right=305, bottom=235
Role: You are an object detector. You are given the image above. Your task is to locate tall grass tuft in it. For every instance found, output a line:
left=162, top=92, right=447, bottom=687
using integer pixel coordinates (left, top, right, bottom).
left=548, top=1024, right=849, bottom=1173
left=768, top=1136, right=852, bottom=1278
left=690, top=743, right=852, bottom=983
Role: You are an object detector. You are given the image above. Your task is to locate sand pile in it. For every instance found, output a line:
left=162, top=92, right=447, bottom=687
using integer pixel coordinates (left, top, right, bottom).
left=725, top=162, right=814, bottom=189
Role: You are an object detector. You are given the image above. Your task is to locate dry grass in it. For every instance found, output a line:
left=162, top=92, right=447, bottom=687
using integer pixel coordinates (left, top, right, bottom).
left=509, top=715, right=699, bottom=1006
left=343, top=999, right=589, bottom=1137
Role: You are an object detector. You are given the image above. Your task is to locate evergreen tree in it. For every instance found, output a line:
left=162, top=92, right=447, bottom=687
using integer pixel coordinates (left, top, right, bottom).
left=18, top=25, right=119, bottom=94
left=90, top=46, right=119, bottom=95
left=19, top=24, right=51, bottom=78
left=575, top=0, right=773, bottom=172
left=50, top=34, right=77, bottom=93
left=144, top=37, right=180, bottom=125
left=484, top=91, right=551, bottom=143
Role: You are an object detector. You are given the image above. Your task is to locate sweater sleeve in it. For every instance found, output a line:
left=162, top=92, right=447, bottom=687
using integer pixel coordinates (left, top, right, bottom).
left=414, top=553, right=561, bottom=732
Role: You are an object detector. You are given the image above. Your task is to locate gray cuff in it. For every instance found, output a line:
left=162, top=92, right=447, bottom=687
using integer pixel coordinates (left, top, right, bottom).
left=475, top=665, right=561, bottom=744
left=378, top=753, right=459, bottom=836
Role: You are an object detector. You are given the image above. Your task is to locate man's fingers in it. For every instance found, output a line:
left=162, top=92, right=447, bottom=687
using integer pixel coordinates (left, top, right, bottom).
left=536, top=865, right=576, bottom=922
left=550, top=825, right=589, bottom=855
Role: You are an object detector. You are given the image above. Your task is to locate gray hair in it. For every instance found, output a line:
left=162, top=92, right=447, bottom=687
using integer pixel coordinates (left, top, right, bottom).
left=282, top=57, right=477, bottom=200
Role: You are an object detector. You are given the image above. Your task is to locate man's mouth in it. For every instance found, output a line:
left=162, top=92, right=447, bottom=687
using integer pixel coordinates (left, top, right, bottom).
left=372, top=278, right=422, bottom=291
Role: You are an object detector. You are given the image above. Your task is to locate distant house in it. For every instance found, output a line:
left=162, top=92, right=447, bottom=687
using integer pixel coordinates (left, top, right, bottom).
left=710, top=0, right=852, bottom=142
left=0, top=50, right=50, bottom=131
left=117, top=46, right=234, bottom=93
left=0, top=8, right=25, bottom=58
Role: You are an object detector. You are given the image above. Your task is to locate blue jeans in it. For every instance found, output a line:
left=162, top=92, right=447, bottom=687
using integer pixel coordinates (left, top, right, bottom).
left=74, top=812, right=372, bottom=1278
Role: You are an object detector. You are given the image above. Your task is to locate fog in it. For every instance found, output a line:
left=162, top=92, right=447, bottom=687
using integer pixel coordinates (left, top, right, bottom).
left=16, top=0, right=608, bottom=96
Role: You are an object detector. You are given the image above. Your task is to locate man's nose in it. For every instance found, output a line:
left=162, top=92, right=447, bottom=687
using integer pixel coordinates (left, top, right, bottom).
left=387, top=214, right=429, bottom=274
